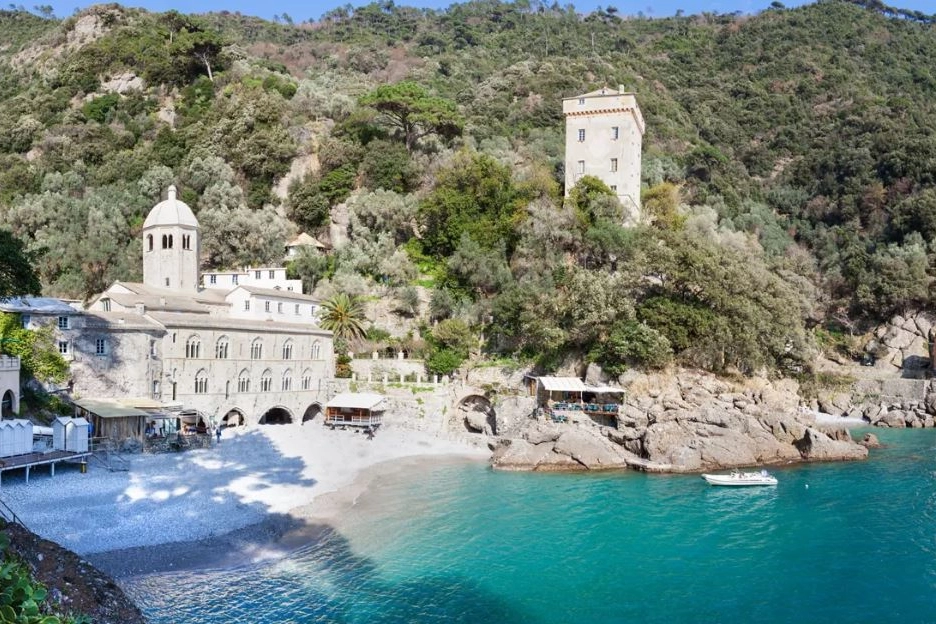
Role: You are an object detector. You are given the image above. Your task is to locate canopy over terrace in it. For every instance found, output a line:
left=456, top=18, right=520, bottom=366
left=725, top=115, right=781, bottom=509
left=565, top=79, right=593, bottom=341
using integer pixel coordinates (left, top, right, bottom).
left=73, top=398, right=183, bottom=445
left=325, top=393, right=385, bottom=429
left=534, top=377, right=626, bottom=414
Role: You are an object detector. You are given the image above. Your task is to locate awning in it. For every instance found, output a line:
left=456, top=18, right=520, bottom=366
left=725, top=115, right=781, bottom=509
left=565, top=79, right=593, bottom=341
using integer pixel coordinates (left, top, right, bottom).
left=326, top=392, right=385, bottom=410
left=72, top=399, right=151, bottom=419
left=537, top=377, right=588, bottom=392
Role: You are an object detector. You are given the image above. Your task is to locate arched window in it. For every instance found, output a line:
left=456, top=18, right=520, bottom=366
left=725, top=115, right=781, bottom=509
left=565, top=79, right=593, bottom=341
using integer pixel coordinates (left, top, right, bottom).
left=168, top=234, right=174, bottom=249
left=185, top=336, right=201, bottom=359
left=282, top=340, right=293, bottom=360
left=251, top=339, right=263, bottom=360
left=147, top=235, right=153, bottom=252
left=260, top=369, right=272, bottom=392
left=194, top=369, right=208, bottom=394
left=282, top=369, right=292, bottom=392
left=216, top=337, right=229, bottom=359
left=301, top=369, right=312, bottom=390
left=161, top=234, right=168, bottom=249
left=311, top=341, right=321, bottom=360
left=237, top=369, right=250, bottom=393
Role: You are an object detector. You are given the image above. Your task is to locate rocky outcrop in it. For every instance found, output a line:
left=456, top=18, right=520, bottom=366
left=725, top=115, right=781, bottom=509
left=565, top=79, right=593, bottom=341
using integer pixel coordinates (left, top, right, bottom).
left=865, top=312, right=935, bottom=373
left=493, top=370, right=869, bottom=473
left=3, top=523, right=146, bottom=624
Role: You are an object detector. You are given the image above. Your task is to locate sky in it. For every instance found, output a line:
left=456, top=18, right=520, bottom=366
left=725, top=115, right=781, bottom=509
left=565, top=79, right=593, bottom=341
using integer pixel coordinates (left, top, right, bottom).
left=36, top=0, right=935, bottom=24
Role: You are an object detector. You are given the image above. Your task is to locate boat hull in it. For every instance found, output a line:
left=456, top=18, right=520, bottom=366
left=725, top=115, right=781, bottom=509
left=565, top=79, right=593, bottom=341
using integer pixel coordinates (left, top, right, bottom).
left=702, top=473, right=778, bottom=487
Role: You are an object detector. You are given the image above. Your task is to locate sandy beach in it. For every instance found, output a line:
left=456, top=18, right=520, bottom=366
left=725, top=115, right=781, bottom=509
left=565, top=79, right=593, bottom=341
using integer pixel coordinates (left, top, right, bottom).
left=0, top=424, right=488, bottom=577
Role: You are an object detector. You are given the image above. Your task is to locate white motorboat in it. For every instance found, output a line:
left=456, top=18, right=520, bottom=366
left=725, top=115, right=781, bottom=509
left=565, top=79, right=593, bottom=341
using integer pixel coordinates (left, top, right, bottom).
left=701, top=469, right=778, bottom=487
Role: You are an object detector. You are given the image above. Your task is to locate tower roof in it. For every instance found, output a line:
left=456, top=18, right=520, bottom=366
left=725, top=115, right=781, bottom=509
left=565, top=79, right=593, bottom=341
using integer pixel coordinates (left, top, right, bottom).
left=143, top=185, right=198, bottom=229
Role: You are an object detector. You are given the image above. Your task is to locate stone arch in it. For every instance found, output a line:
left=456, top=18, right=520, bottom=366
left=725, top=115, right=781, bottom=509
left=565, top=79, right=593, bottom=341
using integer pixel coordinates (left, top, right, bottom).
left=221, top=408, right=246, bottom=427
left=1, top=390, right=16, bottom=419
left=302, top=403, right=323, bottom=424
left=259, top=405, right=293, bottom=425
left=458, top=394, right=496, bottom=435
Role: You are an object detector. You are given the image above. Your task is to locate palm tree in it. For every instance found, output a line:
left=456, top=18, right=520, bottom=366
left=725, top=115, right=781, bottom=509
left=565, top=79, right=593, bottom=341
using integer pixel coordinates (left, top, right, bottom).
left=318, top=293, right=367, bottom=342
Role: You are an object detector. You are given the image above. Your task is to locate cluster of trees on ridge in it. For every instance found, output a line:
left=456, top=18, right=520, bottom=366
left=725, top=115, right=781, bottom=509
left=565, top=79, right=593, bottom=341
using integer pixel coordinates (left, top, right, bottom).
left=1, top=0, right=935, bottom=378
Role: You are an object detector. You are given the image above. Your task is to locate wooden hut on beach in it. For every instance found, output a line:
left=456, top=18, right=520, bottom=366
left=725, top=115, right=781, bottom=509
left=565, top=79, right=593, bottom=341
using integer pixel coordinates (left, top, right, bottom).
left=324, top=393, right=385, bottom=430
left=531, top=377, right=626, bottom=424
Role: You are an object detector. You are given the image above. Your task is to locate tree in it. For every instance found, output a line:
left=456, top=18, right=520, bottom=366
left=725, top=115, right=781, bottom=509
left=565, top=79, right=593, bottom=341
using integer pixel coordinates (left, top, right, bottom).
left=318, top=293, right=368, bottom=342
left=0, top=229, right=40, bottom=297
left=359, top=82, right=463, bottom=152
left=0, top=313, right=68, bottom=383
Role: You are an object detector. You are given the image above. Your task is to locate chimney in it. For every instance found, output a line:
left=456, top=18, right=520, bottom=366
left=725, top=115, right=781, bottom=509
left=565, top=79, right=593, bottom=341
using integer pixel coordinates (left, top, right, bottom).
left=619, top=84, right=626, bottom=94
left=168, top=185, right=177, bottom=201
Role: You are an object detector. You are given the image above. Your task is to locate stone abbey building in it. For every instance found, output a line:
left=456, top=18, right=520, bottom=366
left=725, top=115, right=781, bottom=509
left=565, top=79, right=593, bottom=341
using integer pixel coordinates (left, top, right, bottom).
left=67, top=186, right=335, bottom=426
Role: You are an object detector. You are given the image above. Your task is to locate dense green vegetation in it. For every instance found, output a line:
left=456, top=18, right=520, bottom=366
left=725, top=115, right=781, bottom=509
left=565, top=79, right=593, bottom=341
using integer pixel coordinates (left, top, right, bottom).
left=2, top=0, right=936, bottom=376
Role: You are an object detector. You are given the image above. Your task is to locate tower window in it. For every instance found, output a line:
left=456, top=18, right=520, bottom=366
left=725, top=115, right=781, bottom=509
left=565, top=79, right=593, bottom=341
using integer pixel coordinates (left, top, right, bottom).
left=147, top=235, right=153, bottom=251
left=168, top=235, right=174, bottom=249
left=162, top=234, right=168, bottom=249
left=578, top=129, right=585, bottom=142
left=611, top=158, right=618, bottom=172
left=612, top=126, right=619, bottom=140
left=577, top=160, right=585, bottom=174
left=182, top=234, right=191, bottom=250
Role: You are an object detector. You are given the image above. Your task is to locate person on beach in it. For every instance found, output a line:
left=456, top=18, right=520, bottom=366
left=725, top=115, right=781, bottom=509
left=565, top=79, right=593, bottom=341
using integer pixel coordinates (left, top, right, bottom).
left=216, top=427, right=222, bottom=444
left=366, top=427, right=375, bottom=440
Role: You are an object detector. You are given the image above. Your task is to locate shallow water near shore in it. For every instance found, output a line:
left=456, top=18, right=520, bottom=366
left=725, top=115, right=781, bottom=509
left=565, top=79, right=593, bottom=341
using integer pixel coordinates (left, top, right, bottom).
left=124, top=428, right=936, bottom=623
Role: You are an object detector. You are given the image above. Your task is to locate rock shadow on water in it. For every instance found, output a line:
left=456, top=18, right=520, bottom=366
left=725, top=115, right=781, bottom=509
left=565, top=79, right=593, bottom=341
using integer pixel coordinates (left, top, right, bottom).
left=120, top=520, right=537, bottom=624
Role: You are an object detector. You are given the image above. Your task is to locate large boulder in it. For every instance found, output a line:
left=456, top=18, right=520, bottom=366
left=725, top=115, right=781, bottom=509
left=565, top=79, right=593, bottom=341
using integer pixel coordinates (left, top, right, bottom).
left=552, top=429, right=630, bottom=469
left=794, top=427, right=869, bottom=461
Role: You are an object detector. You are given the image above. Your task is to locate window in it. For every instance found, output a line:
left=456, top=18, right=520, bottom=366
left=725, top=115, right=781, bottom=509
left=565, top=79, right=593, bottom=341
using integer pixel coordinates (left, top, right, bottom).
left=165, top=278, right=170, bottom=287
left=58, top=341, right=69, bottom=355
left=251, top=339, right=263, bottom=360
left=21, top=315, right=29, bottom=329
left=152, top=380, right=160, bottom=399
left=147, top=235, right=153, bottom=251
left=311, top=341, right=321, bottom=360
left=255, top=270, right=261, bottom=279
left=162, top=234, right=168, bottom=249
left=232, top=275, right=239, bottom=285
left=182, top=234, right=190, bottom=250
left=101, top=298, right=111, bottom=312
left=216, top=338, right=229, bottom=359
left=294, top=304, right=300, bottom=315
left=185, top=336, right=201, bottom=359
left=611, top=158, right=618, bottom=172
left=57, top=316, right=69, bottom=329
left=168, top=234, right=174, bottom=249
left=277, top=302, right=283, bottom=314
left=264, top=301, right=271, bottom=312
left=612, top=126, right=619, bottom=140
left=577, top=129, right=585, bottom=142
left=172, top=332, right=177, bottom=343
left=194, top=370, right=208, bottom=394
left=282, top=371, right=292, bottom=392
left=610, top=185, right=618, bottom=192
left=577, top=160, right=585, bottom=174
left=238, top=370, right=250, bottom=393
left=269, top=270, right=275, bottom=279
left=283, top=341, right=293, bottom=360
left=150, top=340, right=157, bottom=357
left=260, top=370, right=272, bottom=392
left=95, top=338, right=107, bottom=355
left=244, top=300, right=250, bottom=311
left=301, top=371, right=312, bottom=390
left=578, top=97, right=585, bottom=105
left=209, top=275, right=217, bottom=284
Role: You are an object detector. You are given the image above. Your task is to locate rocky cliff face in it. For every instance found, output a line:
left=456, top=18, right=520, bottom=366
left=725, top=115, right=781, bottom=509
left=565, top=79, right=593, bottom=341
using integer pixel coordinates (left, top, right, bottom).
left=492, top=370, right=868, bottom=473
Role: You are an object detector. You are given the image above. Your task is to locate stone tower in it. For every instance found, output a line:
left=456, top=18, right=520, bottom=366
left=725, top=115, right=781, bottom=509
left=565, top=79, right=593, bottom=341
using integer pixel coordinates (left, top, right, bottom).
left=563, top=87, right=645, bottom=224
left=142, top=185, right=200, bottom=292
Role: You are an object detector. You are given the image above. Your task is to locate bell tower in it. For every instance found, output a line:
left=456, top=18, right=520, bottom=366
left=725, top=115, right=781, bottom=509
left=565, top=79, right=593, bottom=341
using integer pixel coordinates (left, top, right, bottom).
left=142, top=185, right=200, bottom=292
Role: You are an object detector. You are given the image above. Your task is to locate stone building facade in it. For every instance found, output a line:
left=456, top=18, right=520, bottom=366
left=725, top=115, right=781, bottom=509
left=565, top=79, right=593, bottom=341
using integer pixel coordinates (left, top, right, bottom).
left=563, top=87, right=645, bottom=223
left=67, top=186, right=335, bottom=426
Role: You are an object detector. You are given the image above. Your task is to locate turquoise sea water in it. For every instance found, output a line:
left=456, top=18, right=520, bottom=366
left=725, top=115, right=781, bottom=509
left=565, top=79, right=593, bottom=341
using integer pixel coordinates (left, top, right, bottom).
left=125, top=428, right=936, bottom=623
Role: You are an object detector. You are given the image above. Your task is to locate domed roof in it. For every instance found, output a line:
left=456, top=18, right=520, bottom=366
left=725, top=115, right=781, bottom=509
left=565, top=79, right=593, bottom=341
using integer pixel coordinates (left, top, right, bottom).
left=143, top=186, right=198, bottom=229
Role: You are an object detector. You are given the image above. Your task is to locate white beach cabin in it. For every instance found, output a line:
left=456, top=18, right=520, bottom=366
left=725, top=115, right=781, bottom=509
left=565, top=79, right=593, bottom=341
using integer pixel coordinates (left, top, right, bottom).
left=324, top=393, right=385, bottom=430
left=0, top=419, right=34, bottom=457
left=53, top=417, right=90, bottom=453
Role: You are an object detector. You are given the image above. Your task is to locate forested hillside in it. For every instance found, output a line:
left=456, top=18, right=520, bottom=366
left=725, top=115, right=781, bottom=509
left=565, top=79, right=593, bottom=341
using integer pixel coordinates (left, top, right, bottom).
left=1, top=0, right=935, bottom=376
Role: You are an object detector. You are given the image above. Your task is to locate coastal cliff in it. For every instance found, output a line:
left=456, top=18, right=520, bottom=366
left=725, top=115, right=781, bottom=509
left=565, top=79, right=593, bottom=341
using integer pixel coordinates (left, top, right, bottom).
left=489, top=370, right=868, bottom=473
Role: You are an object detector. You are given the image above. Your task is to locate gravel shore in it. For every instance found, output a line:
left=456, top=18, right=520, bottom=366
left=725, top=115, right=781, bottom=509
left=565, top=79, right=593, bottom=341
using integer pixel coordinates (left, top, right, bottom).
left=1, top=424, right=487, bottom=576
